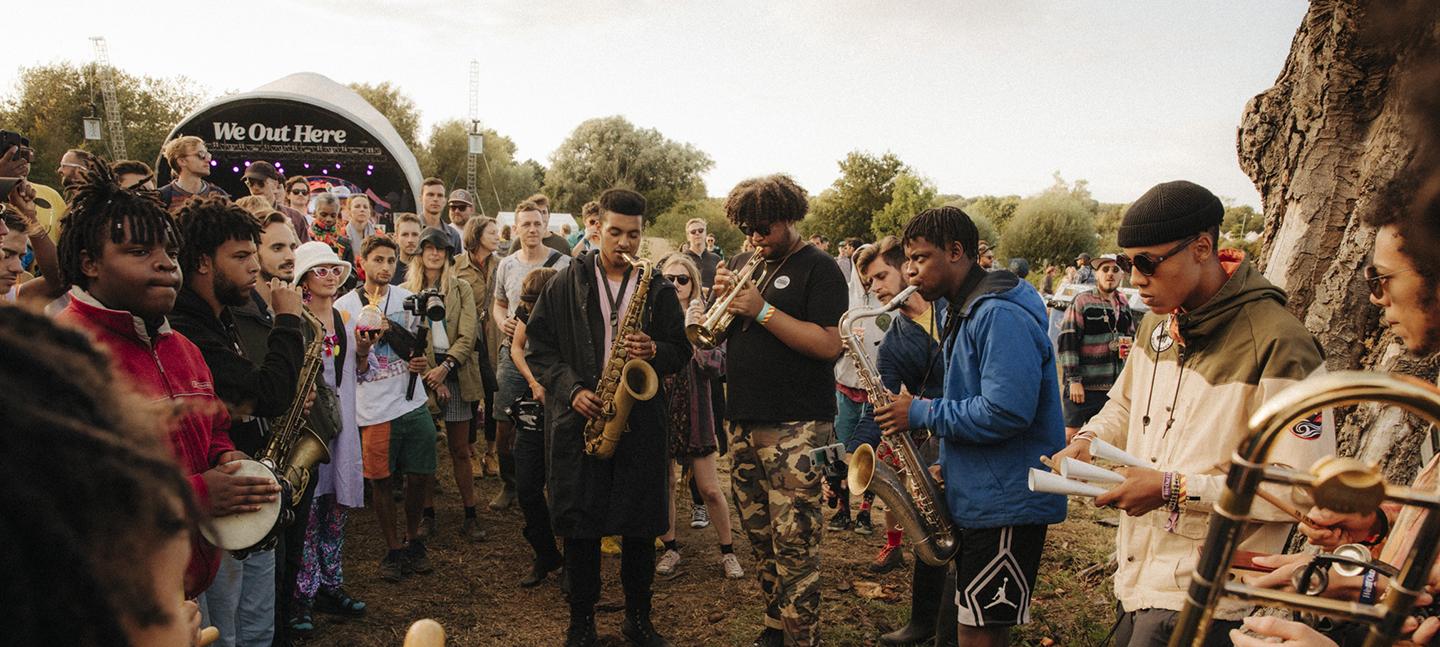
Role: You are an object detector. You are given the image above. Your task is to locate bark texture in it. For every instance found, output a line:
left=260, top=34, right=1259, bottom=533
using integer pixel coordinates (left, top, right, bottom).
left=1240, top=0, right=1439, bottom=481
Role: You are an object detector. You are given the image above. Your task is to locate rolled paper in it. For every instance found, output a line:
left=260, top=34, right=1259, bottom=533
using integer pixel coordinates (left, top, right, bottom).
left=1061, top=457, right=1126, bottom=484
left=1090, top=438, right=1149, bottom=468
left=1029, top=468, right=1108, bottom=497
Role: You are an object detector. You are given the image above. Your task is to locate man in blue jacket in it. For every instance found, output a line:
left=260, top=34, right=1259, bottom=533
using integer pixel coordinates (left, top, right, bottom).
left=876, top=206, right=1066, bottom=647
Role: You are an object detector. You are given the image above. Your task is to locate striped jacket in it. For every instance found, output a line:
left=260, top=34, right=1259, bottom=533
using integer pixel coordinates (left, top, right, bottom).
left=1056, top=289, right=1136, bottom=391
left=1077, top=252, right=1335, bottom=618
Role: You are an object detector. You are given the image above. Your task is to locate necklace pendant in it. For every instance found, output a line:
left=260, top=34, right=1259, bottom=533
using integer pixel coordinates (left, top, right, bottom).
left=1109, top=338, right=1121, bottom=352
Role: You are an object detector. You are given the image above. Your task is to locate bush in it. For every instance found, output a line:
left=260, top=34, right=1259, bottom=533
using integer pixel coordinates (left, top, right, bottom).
left=998, top=193, right=1097, bottom=267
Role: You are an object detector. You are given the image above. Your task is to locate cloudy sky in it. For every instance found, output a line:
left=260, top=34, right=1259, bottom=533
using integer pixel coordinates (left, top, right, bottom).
left=6, top=1, right=1306, bottom=207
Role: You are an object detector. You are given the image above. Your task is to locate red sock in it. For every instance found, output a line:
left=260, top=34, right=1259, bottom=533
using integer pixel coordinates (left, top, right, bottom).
left=885, top=529, right=903, bottom=548
left=858, top=499, right=872, bottom=512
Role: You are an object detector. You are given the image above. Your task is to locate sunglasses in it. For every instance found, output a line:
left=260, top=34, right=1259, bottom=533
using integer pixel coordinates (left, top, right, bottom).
left=739, top=222, right=772, bottom=237
left=1116, top=234, right=1200, bottom=276
left=189, top=150, right=213, bottom=160
left=290, top=188, right=309, bottom=196
left=1363, top=265, right=1416, bottom=299
left=663, top=273, right=691, bottom=286
left=687, top=229, right=705, bottom=235
left=309, top=266, right=344, bottom=279
left=1096, top=265, right=1123, bottom=274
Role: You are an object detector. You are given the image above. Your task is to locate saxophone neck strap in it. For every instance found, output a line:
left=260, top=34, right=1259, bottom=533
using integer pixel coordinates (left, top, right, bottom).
left=599, top=262, right=634, bottom=339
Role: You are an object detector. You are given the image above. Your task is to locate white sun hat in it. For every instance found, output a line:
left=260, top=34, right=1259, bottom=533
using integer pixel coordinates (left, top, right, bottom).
left=292, top=241, right=352, bottom=287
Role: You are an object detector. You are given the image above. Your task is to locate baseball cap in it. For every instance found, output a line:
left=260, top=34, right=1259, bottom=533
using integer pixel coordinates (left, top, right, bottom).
left=243, top=161, right=282, bottom=183
left=1091, top=253, right=1120, bottom=269
left=448, top=189, right=474, bottom=206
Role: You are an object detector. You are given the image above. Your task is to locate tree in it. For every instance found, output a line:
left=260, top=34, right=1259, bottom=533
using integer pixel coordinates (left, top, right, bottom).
left=870, top=172, right=938, bottom=240
left=0, top=63, right=204, bottom=188
left=997, top=192, right=1097, bottom=267
left=420, top=119, right=542, bottom=216
left=1093, top=202, right=1128, bottom=254
left=962, top=195, right=1022, bottom=236
left=649, top=198, right=744, bottom=256
left=1239, top=0, right=1439, bottom=482
left=542, top=116, right=712, bottom=222
left=803, top=151, right=908, bottom=243
left=349, top=82, right=422, bottom=152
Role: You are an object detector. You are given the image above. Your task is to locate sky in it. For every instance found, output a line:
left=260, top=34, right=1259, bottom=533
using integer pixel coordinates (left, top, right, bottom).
left=5, top=1, right=1307, bottom=208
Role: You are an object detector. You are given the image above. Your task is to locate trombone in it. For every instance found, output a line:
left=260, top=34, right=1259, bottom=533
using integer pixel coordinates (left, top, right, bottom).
left=1171, top=371, right=1440, bottom=647
left=686, top=252, right=766, bottom=349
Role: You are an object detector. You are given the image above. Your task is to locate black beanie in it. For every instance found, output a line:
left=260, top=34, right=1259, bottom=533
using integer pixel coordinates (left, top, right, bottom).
left=1116, top=180, right=1224, bottom=248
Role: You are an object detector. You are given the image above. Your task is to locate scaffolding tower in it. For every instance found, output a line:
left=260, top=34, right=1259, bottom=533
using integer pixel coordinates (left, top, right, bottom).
left=90, top=36, right=127, bottom=160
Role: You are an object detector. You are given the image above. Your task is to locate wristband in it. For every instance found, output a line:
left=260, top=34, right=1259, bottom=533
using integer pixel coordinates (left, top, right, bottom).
left=1359, top=569, right=1379, bottom=604
left=757, top=301, right=774, bottom=325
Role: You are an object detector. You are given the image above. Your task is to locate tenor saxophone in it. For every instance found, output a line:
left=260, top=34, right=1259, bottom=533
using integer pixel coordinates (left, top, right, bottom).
left=258, top=308, right=333, bottom=506
left=843, top=285, right=961, bottom=566
left=584, top=253, right=660, bottom=459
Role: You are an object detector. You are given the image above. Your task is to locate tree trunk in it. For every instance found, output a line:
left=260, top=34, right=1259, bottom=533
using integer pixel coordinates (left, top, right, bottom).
left=1239, top=0, right=1439, bottom=481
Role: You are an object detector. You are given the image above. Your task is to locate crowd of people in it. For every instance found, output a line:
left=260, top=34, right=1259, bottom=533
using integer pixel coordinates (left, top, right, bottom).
left=3, top=68, right=1440, bottom=647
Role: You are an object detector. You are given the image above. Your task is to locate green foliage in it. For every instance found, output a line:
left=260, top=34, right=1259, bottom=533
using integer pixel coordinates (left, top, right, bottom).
left=421, top=119, right=542, bottom=216
left=803, top=151, right=908, bottom=243
left=870, top=172, right=938, bottom=240
left=649, top=198, right=744, bottom=256
left=1222, top=204, right=1262, bottom=239
left=970, top=212, right=998, bottom=250
left=348, top=82, right=422, bottom=151
left=999, top=192, right=1098, bottom=267
left=542, top=116, right=712, bottom=222
left=0, top=62, right=204, bottom=188
left=1093, top=202, right=1127, bottom=254
left=961, top=194, right=1022, bottom=237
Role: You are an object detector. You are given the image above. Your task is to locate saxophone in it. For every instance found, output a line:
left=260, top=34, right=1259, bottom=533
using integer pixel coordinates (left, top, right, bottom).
left=842, top=285, right=961, bottom=566
left=584, top=253, right=660, bottom=459
left=258, top=308, right=334, bottom=506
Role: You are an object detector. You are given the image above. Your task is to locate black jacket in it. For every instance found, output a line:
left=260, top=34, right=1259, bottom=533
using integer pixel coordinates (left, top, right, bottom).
left=524, top=251, right=688, bottom=538
left=170, top=286, right=305, bottom=455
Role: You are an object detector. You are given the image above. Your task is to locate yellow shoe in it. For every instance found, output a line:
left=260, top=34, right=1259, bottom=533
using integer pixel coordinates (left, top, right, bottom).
left=601, top=535, right=622, bottom=556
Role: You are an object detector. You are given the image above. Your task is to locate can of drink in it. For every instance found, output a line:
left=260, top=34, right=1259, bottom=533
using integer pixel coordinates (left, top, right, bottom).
left=1115, top=335, right=1134, bottom=360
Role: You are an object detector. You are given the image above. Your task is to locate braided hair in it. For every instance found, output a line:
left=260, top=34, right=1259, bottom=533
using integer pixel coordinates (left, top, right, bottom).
left=0, top=306, right=200, bottom=646
left=902, top=205, right=980, bottom=260
left=58, top=160, right=180, bottom=291
left=724, top=174, right=809, bottom=227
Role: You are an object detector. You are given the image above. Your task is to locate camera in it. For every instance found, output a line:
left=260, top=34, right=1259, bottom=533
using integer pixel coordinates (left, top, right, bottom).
left=0, top=131, right=33, bottom=163
left=404, top=289, right=445, bottom=322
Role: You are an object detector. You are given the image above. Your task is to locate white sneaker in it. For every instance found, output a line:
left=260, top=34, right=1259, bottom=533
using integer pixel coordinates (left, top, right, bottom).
left=690, top=505, right=711, bottom=529
left=721, top=553, right=744, bottom=580
left=655, top=549, right=682, bottom=577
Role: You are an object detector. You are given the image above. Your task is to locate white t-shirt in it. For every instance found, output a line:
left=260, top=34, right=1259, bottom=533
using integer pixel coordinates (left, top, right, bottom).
left=493, top=248, right=571, bottom=344
left=335, top=285, right=427, bottom=425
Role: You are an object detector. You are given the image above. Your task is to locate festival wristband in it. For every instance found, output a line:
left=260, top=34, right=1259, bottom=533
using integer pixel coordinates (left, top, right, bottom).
left=757, top=301, right=773, bottom=325
left=1359, top=569, right=1379, bottom=604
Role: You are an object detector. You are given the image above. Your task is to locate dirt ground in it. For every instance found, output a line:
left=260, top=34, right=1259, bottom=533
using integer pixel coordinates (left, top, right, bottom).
left=311, top=446, right=1118, bottom=647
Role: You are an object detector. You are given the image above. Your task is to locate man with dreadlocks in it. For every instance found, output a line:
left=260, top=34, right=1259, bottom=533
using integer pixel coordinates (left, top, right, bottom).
left=875, top=205, right=1067, bottom=647
left=168, top=196, right=307, bottom=647
left=711, top=174, right=847, bottom=647
left=56, top=165, right=281, bottom=601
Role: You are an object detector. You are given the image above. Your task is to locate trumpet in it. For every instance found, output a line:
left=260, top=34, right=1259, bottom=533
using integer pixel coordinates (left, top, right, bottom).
left=686, top=252, right=767, bottom=349
left=1170, top=372, right=1440, bottom=647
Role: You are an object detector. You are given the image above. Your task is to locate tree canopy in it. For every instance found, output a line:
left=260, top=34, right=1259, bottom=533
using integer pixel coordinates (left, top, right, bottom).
left=0, top=62, right=204, bottom=188
left=997, top=191, right=1097, bottom=266
left=349, top=81, right=423, bottom=152
left=870, top=171, right=939, bottom=240
left=649, top=197, right=744, bottom=256
left=421, top=119, right=543, bottom=216
left=803, top=151, right=908, bottom=243
left=542, top=116, right=712, bottom=222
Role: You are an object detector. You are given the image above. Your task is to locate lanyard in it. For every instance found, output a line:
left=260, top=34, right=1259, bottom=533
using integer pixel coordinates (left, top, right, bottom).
left=600, top=265, right=633, bottom=339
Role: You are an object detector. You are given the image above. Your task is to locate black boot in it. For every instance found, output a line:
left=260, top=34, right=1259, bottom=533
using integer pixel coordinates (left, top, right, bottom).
left=879, top=560, right=946, bottom=645
left=520, top=551, right=564, bottom=587
left=934, top=565, right=959, bottom=647
left=621, top=605, right=673, bottom=647
left=565, top=610, right=597, bottom=647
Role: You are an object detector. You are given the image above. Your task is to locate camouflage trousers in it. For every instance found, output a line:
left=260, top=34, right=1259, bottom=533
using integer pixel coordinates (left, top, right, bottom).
left=731, top=420, right=827, bottom=647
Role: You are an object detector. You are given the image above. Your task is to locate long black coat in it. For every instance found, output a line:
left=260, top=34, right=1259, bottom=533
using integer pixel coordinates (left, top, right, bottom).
left=525, top=251, right=689, bottom=538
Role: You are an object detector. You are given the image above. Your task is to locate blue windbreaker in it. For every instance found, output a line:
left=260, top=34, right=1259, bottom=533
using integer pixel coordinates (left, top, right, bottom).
left=907, top=270, right=1067, bottom=529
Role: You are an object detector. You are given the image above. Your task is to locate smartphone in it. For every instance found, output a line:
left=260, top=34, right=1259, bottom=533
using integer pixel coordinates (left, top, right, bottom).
left=809, top=442, right=846, bottom=477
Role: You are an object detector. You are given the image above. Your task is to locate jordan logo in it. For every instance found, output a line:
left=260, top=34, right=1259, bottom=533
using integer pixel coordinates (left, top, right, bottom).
left=983, top=576, right=1017, bottom=610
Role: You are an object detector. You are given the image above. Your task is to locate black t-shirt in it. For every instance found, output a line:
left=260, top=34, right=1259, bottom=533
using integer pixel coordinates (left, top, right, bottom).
left=725, top=244, right=848, bottom=423
left=684, top=248, right=722, bottom=288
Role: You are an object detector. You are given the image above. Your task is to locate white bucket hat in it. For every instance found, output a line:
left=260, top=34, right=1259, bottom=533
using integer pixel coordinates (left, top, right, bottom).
left=292, top=241, right=352, bottom=287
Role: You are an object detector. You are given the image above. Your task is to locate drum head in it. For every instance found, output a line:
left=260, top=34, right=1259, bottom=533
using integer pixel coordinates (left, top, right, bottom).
left=199, top=460, right=281, bottom=550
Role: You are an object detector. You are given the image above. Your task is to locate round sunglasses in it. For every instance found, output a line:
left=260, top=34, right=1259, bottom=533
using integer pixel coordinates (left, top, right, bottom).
left=1116, top=234, right=1200, bottom=276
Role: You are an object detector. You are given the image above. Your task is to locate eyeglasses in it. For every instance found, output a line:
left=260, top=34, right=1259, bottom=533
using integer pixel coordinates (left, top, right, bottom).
left=687, top=229, right=705, bottom=235
left=1097, top=265, right=1123, bottom=274
left=289, top=188, right=309, bottom=196
left=1363, top=265, right=1417, bottom=299
left=58, top=162, right=87, bottom=171
left=309, top=266, right=344, bottom=279
left=663, top=273, right=691, bottom=286
left=243, top=177, right=266, bottom=186
left=189, top=150, right=212, bottom=161
left=1116, top=234, right=1200, bottom=276
left=449, top=203, right=471, bottom=210
left=739, top=222, right=772, bottom=237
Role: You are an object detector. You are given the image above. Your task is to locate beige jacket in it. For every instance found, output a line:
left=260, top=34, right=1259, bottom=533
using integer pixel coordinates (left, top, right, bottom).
left=1078, top=255, right=1335, bottom=618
